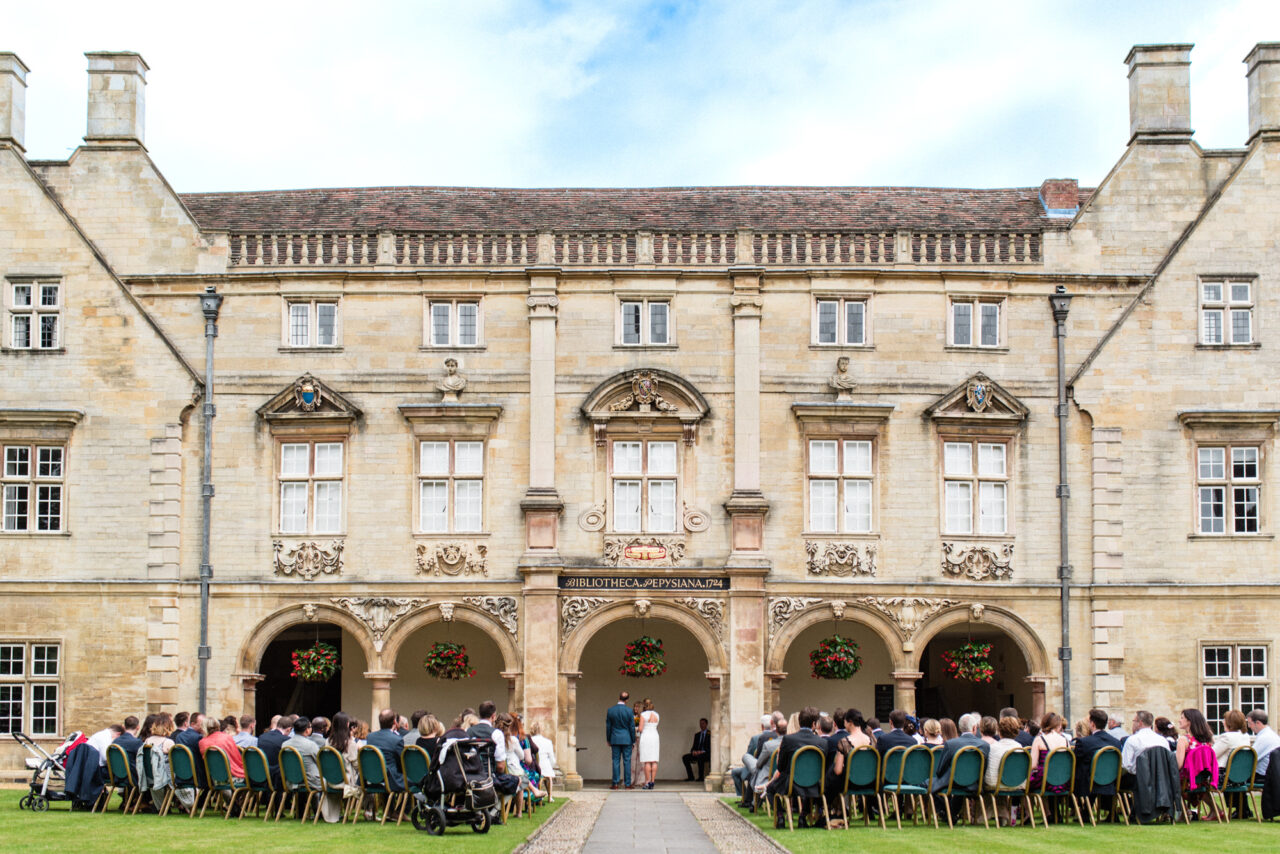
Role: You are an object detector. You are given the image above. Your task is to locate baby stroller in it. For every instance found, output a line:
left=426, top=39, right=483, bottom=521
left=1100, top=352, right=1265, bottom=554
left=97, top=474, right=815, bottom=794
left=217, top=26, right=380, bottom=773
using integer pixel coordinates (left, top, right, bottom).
left=13, top=731, right=84, bottom=811
left=411, top=737, right=496, bottom=835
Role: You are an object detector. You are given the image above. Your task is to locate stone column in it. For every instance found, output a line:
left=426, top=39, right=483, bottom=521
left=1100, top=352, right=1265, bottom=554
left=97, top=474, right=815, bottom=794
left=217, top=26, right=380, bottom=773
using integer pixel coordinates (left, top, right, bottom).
left=236, top=673, right=264, bottom=718
left=521, top=567, right=560, bottom=730
left=724, top=265, right=769, bottom=556
left=706, top=672, right=727, bottom=791
left=501, top=671, right=524, bottom=714
left=764, top=672, right=786, bottom=714
left=892, top=670, right=922, bottom=712
left=365, top=671, right=396, bottom=726
left=1027, top=677, right=1048, bottom=721
left=559, top=671, right=583, bottom=790
left=521, top=267, right=563, bottom=549
left=727, top=568, right=768, bottom=786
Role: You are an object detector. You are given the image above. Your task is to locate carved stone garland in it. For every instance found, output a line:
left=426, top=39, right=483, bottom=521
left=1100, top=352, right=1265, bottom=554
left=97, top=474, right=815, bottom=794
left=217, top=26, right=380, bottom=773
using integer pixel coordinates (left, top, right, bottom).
left=941, top=542, right=1014, bottom=581
left=273, top=540, right=344, bottom=580
left=805, top=541, right=877, bottom=577
left=329, top=597, right=429, bottom=653
left=767, top=596, right=825, bottom=640
left=856, top=597, right=960, bottom=638
left=462, top=596, right=519, bottom=639
left=417, top=541, right=488, bottom=576
left=561, top=596, right=614, bottom=636
left=673, top=597, right=725, bottom=639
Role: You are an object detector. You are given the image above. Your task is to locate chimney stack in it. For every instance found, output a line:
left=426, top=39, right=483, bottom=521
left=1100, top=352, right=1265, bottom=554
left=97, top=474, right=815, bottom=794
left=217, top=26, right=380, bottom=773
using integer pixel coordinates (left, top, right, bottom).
left=1039, top=179, right=1079, bottom=217
left=0, top=52, right=29, bottom=153
left=1245, top=43, right=1280, bottom=143
left=85, top=51, right=148, bottom=146
left=1124, top=43, right=1193, bottom=143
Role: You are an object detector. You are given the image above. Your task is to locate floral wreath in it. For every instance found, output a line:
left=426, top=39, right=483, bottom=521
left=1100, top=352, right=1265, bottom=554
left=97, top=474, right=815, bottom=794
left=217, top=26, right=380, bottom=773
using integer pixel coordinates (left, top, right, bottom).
left=809, top=635, right=863, bottom=680
left=423, top=641, right=476, bottom=680
left=291, top=641, right=340, bottom=682
left=619, top=636, right=667, bottom=678
left=941, top=640, right=995, bottom=683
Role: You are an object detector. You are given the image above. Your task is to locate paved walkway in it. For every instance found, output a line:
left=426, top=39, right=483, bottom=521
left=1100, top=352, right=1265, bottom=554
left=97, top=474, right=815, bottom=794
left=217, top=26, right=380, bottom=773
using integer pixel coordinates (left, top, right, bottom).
left=582, top=791, right=719, bottom=854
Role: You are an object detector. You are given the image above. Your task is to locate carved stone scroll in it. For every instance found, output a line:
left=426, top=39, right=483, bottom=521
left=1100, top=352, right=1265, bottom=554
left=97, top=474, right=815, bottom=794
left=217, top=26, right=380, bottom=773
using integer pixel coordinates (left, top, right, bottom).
left=674, top=597, right=726, bottom=639
left=856, top=596, right=960, bottom=638
left=416, top=541, right=488, bottom=576
left=463, top=595, right=519, bottom=639
left=273, top=540, right=344, bottom=580
left=767, top=596, right=824, bottom=640
left=941, top=542, right=1014, bottom=581
left=805, top=541, right=877, bottom=577
left=561, top=596, right=613, bottom=636
left=602, top=536, right=687, bottom=567
left=329, top=596, right=429, bottom=652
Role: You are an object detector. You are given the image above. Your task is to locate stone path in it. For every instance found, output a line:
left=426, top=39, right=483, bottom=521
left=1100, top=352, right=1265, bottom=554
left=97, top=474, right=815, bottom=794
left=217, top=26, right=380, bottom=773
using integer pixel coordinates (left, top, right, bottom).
left=581, top=791, right=719, bottom=854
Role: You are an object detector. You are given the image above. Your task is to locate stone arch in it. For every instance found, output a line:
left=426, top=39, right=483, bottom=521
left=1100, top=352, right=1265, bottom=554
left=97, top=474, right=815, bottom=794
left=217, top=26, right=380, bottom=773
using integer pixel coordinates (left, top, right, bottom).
left=381, top=603, right=520, bottom=674
left=765, top=601, right=905, bottom=673
left=236, top=602, right=380, bottom=674
left=911, top=603, right=1052, bottom=676
left=561, top=599, right=727, bottom=674
left=580, top=368, right=711, bottom=419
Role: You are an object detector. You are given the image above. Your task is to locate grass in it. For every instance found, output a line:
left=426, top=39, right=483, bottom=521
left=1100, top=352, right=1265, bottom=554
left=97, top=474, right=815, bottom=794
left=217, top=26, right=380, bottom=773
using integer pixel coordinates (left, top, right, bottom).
left=721, top=796, right=1280, bottom=854
left=3, top=787, right=561, bottom=853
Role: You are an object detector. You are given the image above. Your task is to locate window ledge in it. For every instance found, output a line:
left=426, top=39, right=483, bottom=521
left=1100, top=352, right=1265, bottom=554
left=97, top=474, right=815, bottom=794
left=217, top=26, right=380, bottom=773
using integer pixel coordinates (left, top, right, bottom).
left=940, top=533, right=1014, bottom=541
left=273, top=532, right=347, bottom=538
left=612, top=344, right=678, bottom=351
left=944, top=345, right=1009, bottom=354
left=1187, top=533, right=1274, bottom=541
left=278, top=346, right=343, bottom=353
left=808, top=344, right=874, bottom=351
left=0, top=530, right=71, bottom=537
left=803, top=531, right=880, bottom=539
left=419, top=345, right=487, bottom=352
left=1, top=348, right=66, bottom=355
left=1195, top=343, right=1261, bottom=351
left=413, top=532, right=491, bottom=539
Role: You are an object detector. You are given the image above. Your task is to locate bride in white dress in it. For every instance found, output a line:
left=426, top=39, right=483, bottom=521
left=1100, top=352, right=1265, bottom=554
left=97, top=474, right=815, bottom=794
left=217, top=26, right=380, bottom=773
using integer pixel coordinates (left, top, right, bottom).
left=638, top=698, right=660, bottom=789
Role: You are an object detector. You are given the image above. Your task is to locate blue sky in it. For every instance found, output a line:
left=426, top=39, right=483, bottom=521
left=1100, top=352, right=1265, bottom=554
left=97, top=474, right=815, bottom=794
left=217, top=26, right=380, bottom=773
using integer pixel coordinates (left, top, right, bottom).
left=7, top=0, right=1280, bottom=191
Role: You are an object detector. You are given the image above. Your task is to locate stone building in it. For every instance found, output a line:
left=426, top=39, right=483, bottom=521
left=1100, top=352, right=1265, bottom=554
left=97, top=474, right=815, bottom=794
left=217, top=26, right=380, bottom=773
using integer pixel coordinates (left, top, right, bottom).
left=1, top=42, right=1278, bottom=785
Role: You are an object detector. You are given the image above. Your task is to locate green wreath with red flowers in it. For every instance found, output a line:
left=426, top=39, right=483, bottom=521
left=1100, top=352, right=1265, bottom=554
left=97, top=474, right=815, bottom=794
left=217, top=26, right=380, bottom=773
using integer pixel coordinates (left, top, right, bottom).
left=941, top=641, right=995, bottom=683
left=809, top=635, right=863, bottom=680
left=423, top=641, right=477, bottom=680
left=291, top=641, right=341, bottom=682
left=619, top=636, right=667, bottom=678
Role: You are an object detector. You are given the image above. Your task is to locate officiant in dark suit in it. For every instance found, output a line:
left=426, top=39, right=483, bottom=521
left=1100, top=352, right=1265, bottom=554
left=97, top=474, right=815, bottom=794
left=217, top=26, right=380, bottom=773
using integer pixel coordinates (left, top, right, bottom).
left=683, top=718, right=712, bottom=781
left=606, top=690, right=637, bottom=789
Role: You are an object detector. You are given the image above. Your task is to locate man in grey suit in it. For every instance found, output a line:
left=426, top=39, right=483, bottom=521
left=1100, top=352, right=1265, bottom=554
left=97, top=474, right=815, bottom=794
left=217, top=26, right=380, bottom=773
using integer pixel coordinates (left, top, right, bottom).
left=930, top=712, right=990, bottom=793
left=605, top=690, right=637, bottom=790
left=285, top=716, right=322, bottom=791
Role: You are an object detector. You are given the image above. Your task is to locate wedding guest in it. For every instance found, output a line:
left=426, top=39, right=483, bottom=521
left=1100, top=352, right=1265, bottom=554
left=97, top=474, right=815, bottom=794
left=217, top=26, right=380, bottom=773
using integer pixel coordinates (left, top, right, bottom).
left=1121, top=711, right=1170, bottom=774
left=320, top=711, right=360, bottom=823
left=1176, top=708, right=1219, bottom=820
left=1213, top=709, right=1251, bottom=770
left=234, top=715, right=258, bottom=749
left=985, top=716, right=1026, bottom=826
left=939, top=718, right=959, bottom=742
left=199, top=716, right=245, bottom=780
left=920, top=719, right=944, bottom=746
left=1248, top=710, right=1280, bottom=779
left=979, top=716, right=999, bottom=746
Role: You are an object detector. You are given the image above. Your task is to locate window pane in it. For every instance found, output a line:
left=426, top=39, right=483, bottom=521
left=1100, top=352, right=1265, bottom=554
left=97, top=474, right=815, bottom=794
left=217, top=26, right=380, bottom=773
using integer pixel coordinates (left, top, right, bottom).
left=1233, top=487, right=1259, bottom=534
left=846, top=301, right=865, bottom=345
left=809, top=480, right=837, bottom=532
left=1202, top=308, right=1223, bottom=344
left=844, top=479, right=872, bottom=533
left=0, top=645, right=23, bottom=676
left=1199, top=486, right=1225, bottom=534
left=978, top=482, right=1007, bottom=534
left=648, top=480, right=676, bottom=532
left=12, top=284, right=31, bottom=307
left=280, top=482, right=308, bottom=533
left=649, top=302, right=669, bottom=345
left=613, top=442, right=642, bottom=475
left=952, top=303, right=972, bottom=346
left=39, top=315, right=57, bottom=348
left=3, top=485, right=28, bottom=531
left=647, top=442, right=677, bottom=475
left=455, top=441, right=484, bottom=475
left=613, top=481, right=641, bottom=531
left=313, top=482, right=342, bottom=533
left=431, top=303, right=451, bottom=346
left=1240, top=647, right=1267, bottom=679
left=39, top=284, right=59, bottom=307
left=843, top=440, right=871, bottom=475
left=313, top=443, right=343, bottom=477
left=980, top=303, right=999, bottom=346
left=621, top=302, right=641, bottom=344
left=977, top=443, right=1006, bottom=477
left=420, top=442, right=449, bottom=475
left=1240, top=685, right=1268, bottom=717
left=1202, top=282, right=1222, bottom=303
left=455, top=480, right=483, bottom=532
left=1198, top=447, right=1225, bottom=480
left=316, top=303, right=337, bottom=346
left=5, top=446, right=29, bottom=478
left=36, top=485, right=61, bottom=531
left=37, top=447, right=62, bottom=479
left=944, top=442, right=971, bottom=476
left=1205, top=685, right=1232, bottom=735
left=0, top=685, right=22, bottom=734
left=289, top=303, right=309, bottom=346
left=457, top=303, right=478, bottom=346
left=1229, top=282, right=1251, bottom=303
left=945, top=482, right=972, bottom=534
left=420, top=481, right=447, bottom=532
left=809, top=440, right=838, bottom=475
left=816, top=301, right=837, bottom=344
left=31, top=684, right=57, bottom=736
left=281, top=444, right=309, bottom=477
left=11, top=315, right=29, bottom=348
left=1231, top=309, right=1252, bottom=344
left=31, top=645, right=58, bottom=677
left=1204, top=646, right=1231, bottom=679
left=1233, top=447, right=1258, bottom=480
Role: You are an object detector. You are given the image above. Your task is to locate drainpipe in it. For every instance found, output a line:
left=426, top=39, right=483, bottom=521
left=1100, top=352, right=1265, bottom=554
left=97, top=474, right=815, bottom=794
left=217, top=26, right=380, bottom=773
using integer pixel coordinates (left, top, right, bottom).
left=198, top=285, right=223, bottom=715
left=1049, top=286, right=1073, bottom=724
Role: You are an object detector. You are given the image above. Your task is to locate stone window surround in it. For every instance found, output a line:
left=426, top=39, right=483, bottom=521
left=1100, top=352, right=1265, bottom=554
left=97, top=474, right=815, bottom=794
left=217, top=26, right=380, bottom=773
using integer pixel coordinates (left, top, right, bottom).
left=280, top=294, right=341, bottom=350
left=0, top=410, right=81, bottom=537
left=1200, top=640, right=1271, bottom=734
left=4, top=277, right=62, bottom=353
left=400, top=402, right=503, bottom=537
left=948, top=295, right=1005, bottom=349
left=1178, top=411, right=1278, bottom=539
left=941, top=436, right=1011, bottom=537
left=423, top=296, right=484, bottom=349
left=811, top=291, right=872, bottom=348
left=608, top=437, right=680, bottom=534
left=275, top=437, right=346, bottom=536
left=615, top=291, right=676, bottom=349
left=0, top=639, right=61, bottom=737
left=792, top=402, right=891, bottom=539
left=1197, top=275, right=1256, bottom=348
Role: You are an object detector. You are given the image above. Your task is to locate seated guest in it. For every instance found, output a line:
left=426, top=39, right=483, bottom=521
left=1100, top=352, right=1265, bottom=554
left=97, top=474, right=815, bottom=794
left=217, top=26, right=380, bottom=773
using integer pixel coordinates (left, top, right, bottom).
left=285, top=715, right=323, bottom=791
left=1248, top=710, right=1280, bottom=781
left=1073, top=718, right=1091, bottom=742
left=1001, top=706, right=1034, bottom=748
left=1121, top=711, right=1170, bottom=775
left=368, top=708, right=406, bottom=791
left=310, top=716, right=329, bottom=748
left=353, top=719, right=370, bottom=747
left=320, top=712, right=361, bottom=823
left=87, top=724, right=123, bottom=767
left=1107, top=713, right=1127, bottom=742
left=746, top=720, right=786, bottom=810
left=979, top=716, right=999, bottom=746
left=1176, top=708, right=1219, bottom=818
left=919, top=718, right=944, bottom=746
left=733, top=715, right=775, bottom=797
left=528, top=720, right=557, bottom=798
left=985, top=716, right=1026, bottom=826
left=828, top=708, right=874, bottom=786
left=257, top=714, right=292, bottom=789
left=877, top=709, right=918, bottom=752
left=234, top=715, right=257, bottom=749
left=1072, top=708, right=1122, bottom=799
left=1029, top=713, right=1070, bottom=793
left=198, top=716, right=245, bottom=781
left=174, top=714, right=208, bottom=787
left=403, top=709, right=429, bottom=746
left=930, top=713, right=989, bottom=793
left=117, top=716, right=143, bottom=770
left=1213, top=709, right=1251, bottom=770
left=1154, top=717, right=1178, bottom=750
left=396, top=715, right=412, bottom=737
left=939, top=718, right=959, bottom=742
left=683, top=718, right=712, bottom=782
left=764, top=707, right=826, bottom=826
left=867, top=718, right=883, bottom=739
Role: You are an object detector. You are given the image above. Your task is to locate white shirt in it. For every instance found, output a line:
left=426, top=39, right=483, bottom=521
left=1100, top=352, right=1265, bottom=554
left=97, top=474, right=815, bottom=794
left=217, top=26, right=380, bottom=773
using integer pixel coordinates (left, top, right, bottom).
left=1254, top=726, right=1280, bottom=774
left=486, top=724, right=506, bottom=765
left=531, top=733, right=556, bottom=778
left=87, top=728, right=115, bottom=766
left=1121, top=726, right=1170, bottom=774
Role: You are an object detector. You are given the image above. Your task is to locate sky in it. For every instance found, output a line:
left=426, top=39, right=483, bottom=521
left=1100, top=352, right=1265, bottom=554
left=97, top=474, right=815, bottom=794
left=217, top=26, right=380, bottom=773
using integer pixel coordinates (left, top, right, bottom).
left=7, top=0, right=1280, bottom=192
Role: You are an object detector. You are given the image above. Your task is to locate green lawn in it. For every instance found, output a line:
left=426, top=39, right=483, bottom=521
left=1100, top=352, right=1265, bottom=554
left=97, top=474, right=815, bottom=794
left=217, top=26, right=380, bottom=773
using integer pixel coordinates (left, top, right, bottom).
left=722, top=797, right=1280, bottom=854
left=3, top=788, right=560, bottom=853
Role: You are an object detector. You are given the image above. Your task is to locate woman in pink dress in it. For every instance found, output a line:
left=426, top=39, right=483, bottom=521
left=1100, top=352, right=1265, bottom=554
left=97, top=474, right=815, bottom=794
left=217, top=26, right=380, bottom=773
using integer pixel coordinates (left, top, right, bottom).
left=1175, top=708, right=1220, bottom=820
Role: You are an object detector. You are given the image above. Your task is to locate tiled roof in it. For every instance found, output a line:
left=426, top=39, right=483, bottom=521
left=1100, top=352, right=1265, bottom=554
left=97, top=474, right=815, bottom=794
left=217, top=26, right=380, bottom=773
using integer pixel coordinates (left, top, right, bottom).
left=178, top=186, right=1090, bottom=233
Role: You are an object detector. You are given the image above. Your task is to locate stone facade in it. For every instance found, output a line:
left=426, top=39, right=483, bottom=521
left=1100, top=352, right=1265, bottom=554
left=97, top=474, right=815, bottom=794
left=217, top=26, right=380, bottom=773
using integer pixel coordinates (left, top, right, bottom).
left=1, top=44, right=1279, bottom=786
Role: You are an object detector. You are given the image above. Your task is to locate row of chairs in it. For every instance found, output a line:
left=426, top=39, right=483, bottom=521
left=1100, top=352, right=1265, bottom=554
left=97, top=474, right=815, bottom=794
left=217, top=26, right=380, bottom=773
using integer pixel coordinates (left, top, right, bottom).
left=764, top=743, right=1267, bottom=830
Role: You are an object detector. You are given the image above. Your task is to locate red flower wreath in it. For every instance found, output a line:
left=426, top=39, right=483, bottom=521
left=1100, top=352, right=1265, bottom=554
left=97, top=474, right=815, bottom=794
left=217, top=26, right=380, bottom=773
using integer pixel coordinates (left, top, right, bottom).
left=941, top=641, right=996, bottom=683
left=291, top=641, right=341, bottom=682
left=619, top=636, right=667, bottom=678
left=423, top=641, right=477, bottom=680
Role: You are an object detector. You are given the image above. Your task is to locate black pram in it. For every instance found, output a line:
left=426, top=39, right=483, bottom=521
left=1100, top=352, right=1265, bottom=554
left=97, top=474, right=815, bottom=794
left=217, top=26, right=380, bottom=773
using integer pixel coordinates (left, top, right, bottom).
left=411, top=737, right=497, bottom=835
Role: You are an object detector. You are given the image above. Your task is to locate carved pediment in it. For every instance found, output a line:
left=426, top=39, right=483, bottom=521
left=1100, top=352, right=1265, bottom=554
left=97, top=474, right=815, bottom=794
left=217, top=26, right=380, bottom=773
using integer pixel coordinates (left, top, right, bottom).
left=257, top=374, right=362, bottom=425
left=925, top=373, right=1027, bottom=427
left=581, top=369, right=710, bottom=445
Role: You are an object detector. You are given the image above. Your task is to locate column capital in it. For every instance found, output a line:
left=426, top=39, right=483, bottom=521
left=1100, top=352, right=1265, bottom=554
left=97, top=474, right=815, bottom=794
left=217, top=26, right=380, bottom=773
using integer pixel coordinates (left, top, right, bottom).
left=362, top=670, right=397, bottom=681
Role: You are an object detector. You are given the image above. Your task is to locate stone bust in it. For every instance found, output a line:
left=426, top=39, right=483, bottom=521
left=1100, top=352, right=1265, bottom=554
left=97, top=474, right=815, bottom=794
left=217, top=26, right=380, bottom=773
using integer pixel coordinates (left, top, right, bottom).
left=828, top=356, right=855, bottom=400
left=437, top=358, right=467, bottom=400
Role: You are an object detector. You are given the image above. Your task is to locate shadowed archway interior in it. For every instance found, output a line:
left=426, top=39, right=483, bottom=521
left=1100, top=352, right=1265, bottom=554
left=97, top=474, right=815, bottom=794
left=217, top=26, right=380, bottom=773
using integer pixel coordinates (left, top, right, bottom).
left=254, top=623, right=368, bottom=725
left=777, top=619, right=896, bottom=721
left=916, top=625, right=1032, bottom=721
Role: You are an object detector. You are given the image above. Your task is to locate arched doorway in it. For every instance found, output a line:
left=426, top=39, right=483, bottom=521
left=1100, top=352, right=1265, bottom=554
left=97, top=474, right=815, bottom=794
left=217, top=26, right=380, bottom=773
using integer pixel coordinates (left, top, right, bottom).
left=777, top=620, right=896, bottom=722
left=388, top=621, right=511, bottom=726
left=916, top=624, right=1034, bottom=721
left=253, top=622, right=369, bottom=725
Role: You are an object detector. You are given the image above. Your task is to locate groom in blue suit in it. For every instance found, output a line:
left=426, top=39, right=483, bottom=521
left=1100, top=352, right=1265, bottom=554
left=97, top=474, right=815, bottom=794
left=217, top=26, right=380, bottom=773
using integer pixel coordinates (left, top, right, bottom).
left=605, top=690, right=637, bottom=789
